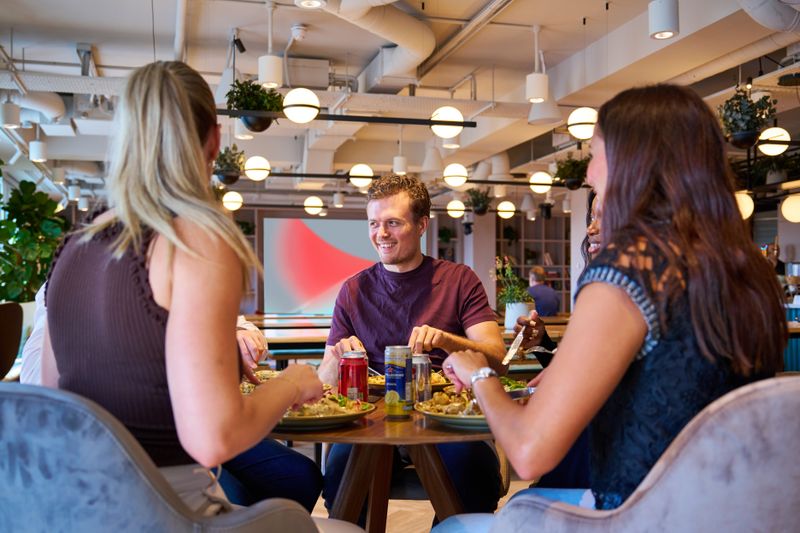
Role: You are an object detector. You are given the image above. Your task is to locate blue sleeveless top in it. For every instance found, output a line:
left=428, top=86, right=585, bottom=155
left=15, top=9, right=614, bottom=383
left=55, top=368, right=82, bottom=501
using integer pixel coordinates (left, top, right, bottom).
left=576, top=238, right=758, bottom=510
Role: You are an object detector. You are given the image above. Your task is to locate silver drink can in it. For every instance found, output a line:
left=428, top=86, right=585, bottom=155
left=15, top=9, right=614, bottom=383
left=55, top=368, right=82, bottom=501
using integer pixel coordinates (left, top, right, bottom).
left=412, top=354, right=432, bottom=403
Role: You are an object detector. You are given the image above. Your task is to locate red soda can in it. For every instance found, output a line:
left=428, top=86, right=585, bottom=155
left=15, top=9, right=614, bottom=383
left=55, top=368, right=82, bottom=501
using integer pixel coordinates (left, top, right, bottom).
left=339, top=351, right=368, bottom=401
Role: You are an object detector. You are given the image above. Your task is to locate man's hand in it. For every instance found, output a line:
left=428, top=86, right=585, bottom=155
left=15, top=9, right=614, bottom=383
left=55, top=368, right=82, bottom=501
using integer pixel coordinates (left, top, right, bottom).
left=331, top=336, right=366, bottom=358
left=408, top=325, right=451, bottom=354
left=237, top=329, right=267, bottom=384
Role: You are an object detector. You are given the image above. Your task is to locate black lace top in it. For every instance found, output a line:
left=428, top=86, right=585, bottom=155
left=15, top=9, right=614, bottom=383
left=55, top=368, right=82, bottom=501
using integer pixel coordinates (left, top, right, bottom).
left=576, top=238, right=757, bottom=510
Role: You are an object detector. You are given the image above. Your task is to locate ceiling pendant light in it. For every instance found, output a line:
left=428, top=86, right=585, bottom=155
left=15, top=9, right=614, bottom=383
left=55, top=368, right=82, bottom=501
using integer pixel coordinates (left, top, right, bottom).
left=493, top=185, right=507, bottom=198
left=68, top=183, right=81, bottom=202
left=525, top=25, right=548, bottom=103
left=782, top=194, right=800, bottom=223
left=421, top=145, right=444, bottom=180
left=304, top=195, right=324, bottom=215
left=393, top=125, right=407, bottom=175
left=758, top=127, right=790, bottom=156
left=443, top=163, right=468, bottom=188
left=526, top=210, right=537, bottom=221
left=430, top=106, right=464, bottom=139
left=294, top=0, right=326, bottom=8
left=54, top=197, right=68, bottom=213
left=497, top=200, right=516, bottom=219
left=529, top=171, right=553, bottom=194
left=735, top=191, right=754, bottom=219
left=567, top=107, right=598, bottom=140
left=29, top=124, right=47, bottom=162
left=222, top=190, right=244, bottom=211
left=649, top=0, right=679, bottom=40
left=562, top=197, right=572, bottom=214
left=1, top=100, right=20, bottom=129
left=244, top=155, right=271, bottom=181
left=258, top=2, right=283, bottom=89
left=77, top=197, right=89, bottom=212
left=446, top=199, right=465, bottom=218
left=318, top=207, right=328, bottom=217
left=349, top=163, right=374, bottom=188
left=442, top=133, right=461, bottom=150
left=520, top=194, right=535, bottom=213
left=528, top=96, right=561, bottom=125
left=333, top=192, right=345, bottom=208
left=234, top=119, right=254, bottom=140
left=51, top=167, right=66, bottom=185
left=283, top=87, right=320, bottom=124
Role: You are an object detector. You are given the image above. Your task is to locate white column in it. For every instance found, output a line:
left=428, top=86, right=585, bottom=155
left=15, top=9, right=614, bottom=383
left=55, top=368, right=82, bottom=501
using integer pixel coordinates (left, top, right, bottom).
left=570, top=188, right=590, bottom=302
left=464, top=212, right=497, bottom=309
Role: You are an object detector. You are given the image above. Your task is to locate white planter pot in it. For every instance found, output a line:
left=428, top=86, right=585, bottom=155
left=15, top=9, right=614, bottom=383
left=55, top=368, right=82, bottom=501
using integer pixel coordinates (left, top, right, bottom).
left=504, top=302, right=535, bottom=332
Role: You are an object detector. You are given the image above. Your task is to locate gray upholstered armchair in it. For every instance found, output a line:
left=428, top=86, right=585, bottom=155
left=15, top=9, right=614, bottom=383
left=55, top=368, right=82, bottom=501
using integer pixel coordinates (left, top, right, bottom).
left=0, top=383, right=355, bottom=532
left=487, top=376, right=800, bottom=533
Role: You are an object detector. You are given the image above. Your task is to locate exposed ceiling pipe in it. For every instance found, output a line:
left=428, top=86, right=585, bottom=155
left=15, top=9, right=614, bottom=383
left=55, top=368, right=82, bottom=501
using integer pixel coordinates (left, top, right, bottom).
left=173, top=0, right=188, bottom=61
left=416, top=0, right=515, bottom=80
left=668, top=32, right=800, bottom=85
left=322, top=0, right=435, bottom=77
left=0, top=45, right=28, bottom=94
left=738, top=0, right=800, bottom=32
left=9, top=91, right=66, bottom=122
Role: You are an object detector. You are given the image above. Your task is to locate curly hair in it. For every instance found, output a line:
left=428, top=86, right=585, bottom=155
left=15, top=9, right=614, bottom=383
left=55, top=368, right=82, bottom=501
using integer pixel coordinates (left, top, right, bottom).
left=366, top=174, right=431, bottom=221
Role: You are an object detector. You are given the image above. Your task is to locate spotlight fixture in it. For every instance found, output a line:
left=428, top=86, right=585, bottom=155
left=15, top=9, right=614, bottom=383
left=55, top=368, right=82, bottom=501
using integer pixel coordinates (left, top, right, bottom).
left=393, top=125, right=407, bottom=175
left=68, top=184, right=81, bottom=202
left=51, top=167, right=66, bottom=185
left=648, top=0, right=679, bottom=40
left=567, top=107, right=597, bottom=140
left=443, top=163, right=468, bottom=188
left=735, top=191, right=754, bottom=219
left=245, top=156, right=271, bottom=181
left=496, top=200, right=516, bottom=219
left=77, top=197, right=89, bottom=212
left=283, top=88, right=320, bottom=124
left=493, top=185, right=507, bottom=198
left=304, top=195, right=324, bottom=215
left=529, top=171, right=553, bottom=194
left=349, top=163, right=374, bottom=188
left=29, top=124, right=47, bottom=162
left=446, top=199, right=466, bottom=218
left=258, top=2, right=283, bottom=89
left=525, top=25, right=548, bottom=103
left=782, top=194, right=800, bottom=223
left=421, top=146, right=444, bottom=180
left=442, top=134, right=461, bottom=150
left=526, top=210, right=536, bottom=221
left=520, top=194, right=535, bottom=213
left=318, top=207, right=328, bottom=217
left=430, top=106, right=464, bottom=139
left=222, top=191, right=244, bottom=211
left=333, top=192, right=345, bottom=208
left=562, top=197, right=571, bottom=214
left=0, top=100, right=20, bottom=129
left=294, top=0, right=326, bottom=8
left=757, top=127, right=790, bottom=156
left=233, top=37, right=246, bottom=54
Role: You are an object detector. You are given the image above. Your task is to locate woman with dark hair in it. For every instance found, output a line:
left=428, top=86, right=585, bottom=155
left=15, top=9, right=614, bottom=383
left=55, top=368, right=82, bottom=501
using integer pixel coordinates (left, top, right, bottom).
left=439, top=84, right=786, bottom=522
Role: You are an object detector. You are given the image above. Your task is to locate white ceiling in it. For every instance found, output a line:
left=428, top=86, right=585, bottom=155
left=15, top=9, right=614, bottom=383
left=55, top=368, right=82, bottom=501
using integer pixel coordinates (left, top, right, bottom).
left=2, top=0, right=799, bottom=209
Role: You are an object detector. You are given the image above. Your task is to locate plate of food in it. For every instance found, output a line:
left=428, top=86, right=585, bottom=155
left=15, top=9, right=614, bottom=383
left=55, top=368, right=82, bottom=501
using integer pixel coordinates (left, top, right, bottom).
left=240, top=370, right=332, bottom=395
left=276, top=394, right=376, bottom=431
left=368, top=371, right=451, bottom=393
left=442, top=376, right=529, bottom=396
left=415, top=391, right=489, bottom=431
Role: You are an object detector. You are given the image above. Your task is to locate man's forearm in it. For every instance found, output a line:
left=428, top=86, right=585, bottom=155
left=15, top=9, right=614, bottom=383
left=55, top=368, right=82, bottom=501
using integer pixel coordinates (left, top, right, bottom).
left=442, top=334, right=507, bottom=375
left=318, top=346, right=340, bottom=385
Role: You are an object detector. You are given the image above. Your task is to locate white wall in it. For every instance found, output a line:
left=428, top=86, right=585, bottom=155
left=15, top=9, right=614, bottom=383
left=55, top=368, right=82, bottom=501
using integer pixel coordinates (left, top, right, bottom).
left=778, top=206, right=800, bottom=264
left=464, top=212, right=497, bottom=309
left=569, top=188, right=590, bottom=304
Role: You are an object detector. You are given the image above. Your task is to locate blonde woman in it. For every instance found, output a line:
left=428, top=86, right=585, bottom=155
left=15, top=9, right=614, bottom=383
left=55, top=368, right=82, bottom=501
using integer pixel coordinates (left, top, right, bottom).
left=41, top=61, right=324, bottom=512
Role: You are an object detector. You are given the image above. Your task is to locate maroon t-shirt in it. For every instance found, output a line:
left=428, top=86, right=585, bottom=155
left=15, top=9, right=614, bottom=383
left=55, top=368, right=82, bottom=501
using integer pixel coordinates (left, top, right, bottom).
left=327, top=256, right=497, bottom=371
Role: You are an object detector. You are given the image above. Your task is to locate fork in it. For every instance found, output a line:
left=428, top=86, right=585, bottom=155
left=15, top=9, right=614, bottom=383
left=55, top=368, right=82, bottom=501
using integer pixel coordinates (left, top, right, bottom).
left=367, top=366, right=383, bottom=377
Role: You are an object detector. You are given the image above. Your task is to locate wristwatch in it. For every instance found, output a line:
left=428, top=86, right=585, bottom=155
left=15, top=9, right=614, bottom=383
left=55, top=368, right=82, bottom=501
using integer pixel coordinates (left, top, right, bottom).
left=470, top=367, right=498, bottom=387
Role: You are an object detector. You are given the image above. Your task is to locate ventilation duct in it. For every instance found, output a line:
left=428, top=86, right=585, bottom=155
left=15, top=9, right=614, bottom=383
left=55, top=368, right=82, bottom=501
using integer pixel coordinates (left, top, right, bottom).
left=738, top=0, right=800, bottom=32
left=8, top=91, right=66, bottom=122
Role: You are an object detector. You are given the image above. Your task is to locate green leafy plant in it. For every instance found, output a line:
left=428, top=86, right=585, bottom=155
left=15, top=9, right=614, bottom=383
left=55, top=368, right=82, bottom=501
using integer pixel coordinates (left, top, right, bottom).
left=214, top=144, right=245, bottom=173
left=464, top=187, right=491, bottom=215
left=0, top=178, right=68, bottom=302
left=226, top=79, right=283, bottom=113
left=554, top=153, right=591, bottom=190
left=495, top=256, right=533, bottom=305
left=438, top=226, right=454, bottom=244
left=718, top=87, right=776, bottom=136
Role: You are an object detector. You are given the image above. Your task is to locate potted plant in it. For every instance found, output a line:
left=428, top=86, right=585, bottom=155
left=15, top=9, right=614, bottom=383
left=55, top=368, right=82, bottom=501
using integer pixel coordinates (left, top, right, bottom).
left=226, top=79, right=283, bottom=132
left=214, top=143, right=245, bottom=185
left=554, top=153, right=590, bottom=190
left=495, top=256, right=534, bottom=331
left=0, top=179, right=68, bottom=306
left=465, top=187, right=491, bottom=215
left=718, top=87, right=777, bottom=149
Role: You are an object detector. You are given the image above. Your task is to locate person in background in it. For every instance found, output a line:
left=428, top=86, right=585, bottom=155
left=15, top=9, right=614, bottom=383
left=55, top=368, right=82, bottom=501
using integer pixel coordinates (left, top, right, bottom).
left=40, top=61, right=324, bottom=514
left=438, top=85, right=786, bottom=530
left=318, top=173, right=506, bottom=522
left=766, top=243, right=785, bottom=275
left=527, top=266, right=560, bottom=317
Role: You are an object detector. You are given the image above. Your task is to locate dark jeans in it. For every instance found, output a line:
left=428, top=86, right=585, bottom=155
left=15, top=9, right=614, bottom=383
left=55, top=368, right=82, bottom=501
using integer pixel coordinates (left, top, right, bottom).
left=322, top=441, right=502, bottom=525
left=219, top=439, right=323, bottom=512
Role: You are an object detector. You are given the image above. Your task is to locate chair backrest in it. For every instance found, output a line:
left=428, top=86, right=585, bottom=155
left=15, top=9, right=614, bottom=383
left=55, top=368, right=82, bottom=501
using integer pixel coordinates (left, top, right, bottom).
left=492, top=377, right=800, bottom=533
left=0, top=301, right=22, bottom=378
left=0, top=383, right=319, bottom=533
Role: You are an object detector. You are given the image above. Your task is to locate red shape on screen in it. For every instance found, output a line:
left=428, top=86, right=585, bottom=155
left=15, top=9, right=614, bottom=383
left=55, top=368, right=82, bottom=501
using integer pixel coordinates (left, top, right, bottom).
left=276, top=219, right=374, bottom=301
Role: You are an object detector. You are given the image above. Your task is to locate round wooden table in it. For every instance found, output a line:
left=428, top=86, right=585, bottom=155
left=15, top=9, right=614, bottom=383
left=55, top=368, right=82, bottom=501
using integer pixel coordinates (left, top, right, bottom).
left=271, top=400, right=492, bottom=533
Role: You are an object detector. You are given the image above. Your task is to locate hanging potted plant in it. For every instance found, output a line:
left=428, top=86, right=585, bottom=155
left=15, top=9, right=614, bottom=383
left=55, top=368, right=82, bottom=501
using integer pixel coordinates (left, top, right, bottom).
left=214, top=143, right=245, bottom=185
left=718, top=87, right=777, bottom=149
left=465, top=187, right=491, bottom=215
left=495, top=256, right=534, bottom=331
left=554, top=153, right=591, bottom=190
left=226, top=79, right=283, bottom=133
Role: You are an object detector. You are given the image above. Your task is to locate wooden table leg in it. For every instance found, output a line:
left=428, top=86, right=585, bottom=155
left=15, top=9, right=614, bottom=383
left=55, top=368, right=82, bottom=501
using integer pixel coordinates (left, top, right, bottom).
left=330, top=444, right=373, bottom=522
left=366, top=445, right=393, bottom=533
left=407, top=444, right=464, bottom=521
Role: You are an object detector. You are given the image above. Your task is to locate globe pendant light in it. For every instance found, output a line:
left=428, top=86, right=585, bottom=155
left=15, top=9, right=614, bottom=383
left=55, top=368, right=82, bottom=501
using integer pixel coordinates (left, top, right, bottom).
left=735, top=191, right=754, bottom=219
left=244, top=156, right=271, bottom=181
left=497, top=200, right=516, bottom=219
left=349, top=163, right=374, bottom=188
left=283, top=88, right=320, bottom=124
left=446, top=199, right=465, bottom=218
left=430, top=106, right=464, bottom=139
left=222, top=191, right=244, bottom=211
left=443, top=163, right=468, bottom=188
left=758, top=127, right=790, bottom=156
left=529, top=171, right=553, bottom=194
left=567, top=107, right=597, bottom=140
left=304, top=195, right=324, bottom=215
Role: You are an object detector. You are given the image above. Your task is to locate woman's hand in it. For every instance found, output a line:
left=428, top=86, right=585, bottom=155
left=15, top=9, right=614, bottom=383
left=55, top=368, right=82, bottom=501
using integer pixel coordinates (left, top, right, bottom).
left=442, top=350, right=489, bottom=392
left=238, top=329, right=268, bottom=384
left=277, top=364, right=324, bottom=408
left=517, top=310, right=546, bottom=352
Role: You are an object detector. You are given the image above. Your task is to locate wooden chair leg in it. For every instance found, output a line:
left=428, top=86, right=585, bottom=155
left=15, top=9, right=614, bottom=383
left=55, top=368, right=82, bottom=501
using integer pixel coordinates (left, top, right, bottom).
left=496, top=442, right=511, bottom=497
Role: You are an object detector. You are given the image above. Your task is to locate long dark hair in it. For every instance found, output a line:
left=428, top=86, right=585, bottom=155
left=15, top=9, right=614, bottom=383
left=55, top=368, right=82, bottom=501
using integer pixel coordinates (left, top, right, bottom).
left=580, top=189, right=596, bottom=268
left=597, top=84, right=785, bottom=376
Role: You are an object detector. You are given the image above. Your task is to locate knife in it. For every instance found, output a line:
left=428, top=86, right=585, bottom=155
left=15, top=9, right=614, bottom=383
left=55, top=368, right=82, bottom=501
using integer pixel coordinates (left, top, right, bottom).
left=502, top=326, right=526, bottom=366
left=507, top=387, right=536, bottom=400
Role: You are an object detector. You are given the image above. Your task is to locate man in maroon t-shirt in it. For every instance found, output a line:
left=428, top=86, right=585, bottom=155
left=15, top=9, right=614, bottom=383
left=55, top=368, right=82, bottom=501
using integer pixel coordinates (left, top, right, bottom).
left=320, top=174, right=506, bottom=521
